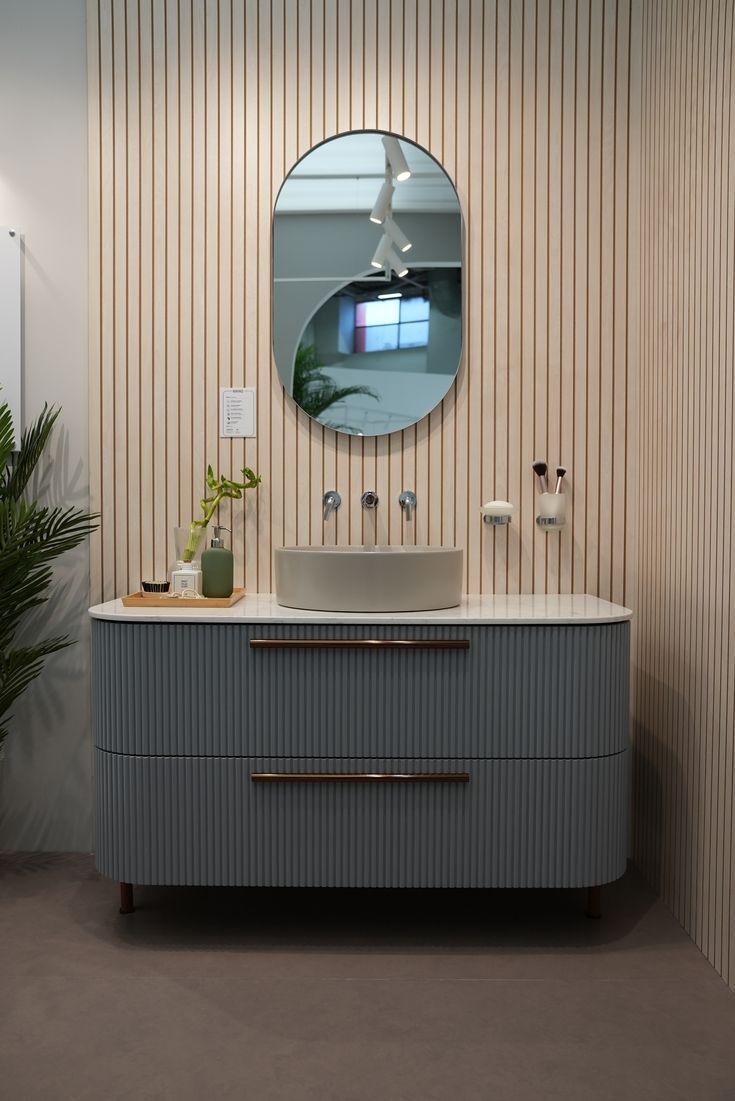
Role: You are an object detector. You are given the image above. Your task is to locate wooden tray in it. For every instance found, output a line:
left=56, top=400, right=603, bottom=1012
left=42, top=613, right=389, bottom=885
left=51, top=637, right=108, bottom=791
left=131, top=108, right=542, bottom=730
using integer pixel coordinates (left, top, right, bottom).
left=121, top=587, right=246, bottom=609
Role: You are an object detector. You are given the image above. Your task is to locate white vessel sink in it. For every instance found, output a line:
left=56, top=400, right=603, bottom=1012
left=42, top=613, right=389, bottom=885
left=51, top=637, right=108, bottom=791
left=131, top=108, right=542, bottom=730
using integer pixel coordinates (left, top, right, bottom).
left=274, top=545, right=463, bottom=612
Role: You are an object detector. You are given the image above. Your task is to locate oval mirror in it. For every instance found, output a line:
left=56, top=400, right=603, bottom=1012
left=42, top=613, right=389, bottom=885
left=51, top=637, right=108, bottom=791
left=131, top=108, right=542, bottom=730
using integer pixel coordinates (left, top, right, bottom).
left=272, top=130, right=463, bottom=437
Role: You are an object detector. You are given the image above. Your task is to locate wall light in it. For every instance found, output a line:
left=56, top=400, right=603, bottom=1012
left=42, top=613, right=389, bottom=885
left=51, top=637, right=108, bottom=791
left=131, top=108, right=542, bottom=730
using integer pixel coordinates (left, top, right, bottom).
left=382, top=135, right=411, bottom=181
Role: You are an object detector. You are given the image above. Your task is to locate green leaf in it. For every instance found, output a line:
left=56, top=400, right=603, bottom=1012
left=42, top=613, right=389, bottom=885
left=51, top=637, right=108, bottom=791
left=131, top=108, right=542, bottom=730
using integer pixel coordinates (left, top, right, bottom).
left=0, top=401, right=15, bottom=474
left=0, top=401, right=98, bottom=750
left=2, top=404, right=61, bottom=502
left=291, top=344, right=378, bottom=428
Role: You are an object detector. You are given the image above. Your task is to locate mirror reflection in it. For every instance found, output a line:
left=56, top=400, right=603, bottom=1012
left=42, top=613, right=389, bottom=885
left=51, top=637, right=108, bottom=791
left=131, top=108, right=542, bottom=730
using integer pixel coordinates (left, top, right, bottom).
left=273, top=131, right=462, bottom=436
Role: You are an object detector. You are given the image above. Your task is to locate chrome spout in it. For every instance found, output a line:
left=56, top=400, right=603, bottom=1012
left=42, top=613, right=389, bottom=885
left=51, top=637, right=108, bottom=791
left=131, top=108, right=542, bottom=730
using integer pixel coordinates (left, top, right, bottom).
left=323, top=490, right=341, bottom=521
left=399, top=490, right=417, bottom=522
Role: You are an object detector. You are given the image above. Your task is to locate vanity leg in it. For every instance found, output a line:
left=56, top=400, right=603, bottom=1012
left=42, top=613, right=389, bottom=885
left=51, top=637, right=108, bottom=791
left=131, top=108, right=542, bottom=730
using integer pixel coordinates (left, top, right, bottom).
left=586, top=885, right=602, bottom=920
left=119, top=882, right=135, bottom=914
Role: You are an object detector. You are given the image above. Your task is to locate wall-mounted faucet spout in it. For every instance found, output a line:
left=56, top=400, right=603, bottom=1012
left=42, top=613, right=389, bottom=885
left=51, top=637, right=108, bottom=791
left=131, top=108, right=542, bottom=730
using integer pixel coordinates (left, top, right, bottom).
left=323, top=490, right=341, bottom=521
left=399, top=490, right=417, bottom=522
left=361, top=490, right=379, bottom=510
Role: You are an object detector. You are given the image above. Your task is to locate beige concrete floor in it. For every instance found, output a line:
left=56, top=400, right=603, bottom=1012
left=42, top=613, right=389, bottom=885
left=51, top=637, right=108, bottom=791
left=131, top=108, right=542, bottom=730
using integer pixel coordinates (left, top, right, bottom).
left=2, top=854, right=735, bottom=1100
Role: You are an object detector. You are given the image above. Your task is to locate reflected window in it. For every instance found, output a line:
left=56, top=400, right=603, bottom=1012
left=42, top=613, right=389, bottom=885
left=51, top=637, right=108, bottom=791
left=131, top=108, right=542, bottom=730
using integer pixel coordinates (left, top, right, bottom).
left=354, top=295, right=429, bottom=353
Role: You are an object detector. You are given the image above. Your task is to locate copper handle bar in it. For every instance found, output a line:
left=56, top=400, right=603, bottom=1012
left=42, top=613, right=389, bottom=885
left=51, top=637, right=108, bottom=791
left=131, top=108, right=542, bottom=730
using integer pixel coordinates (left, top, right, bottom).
left=251, top=772, right=471, bottom=784
left=249, top=639, right=470, bottom=650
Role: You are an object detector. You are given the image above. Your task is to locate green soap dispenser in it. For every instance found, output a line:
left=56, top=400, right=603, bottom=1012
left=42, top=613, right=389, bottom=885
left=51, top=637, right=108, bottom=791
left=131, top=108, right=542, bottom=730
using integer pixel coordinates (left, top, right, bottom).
left=202, top=525, right=234, bottom=598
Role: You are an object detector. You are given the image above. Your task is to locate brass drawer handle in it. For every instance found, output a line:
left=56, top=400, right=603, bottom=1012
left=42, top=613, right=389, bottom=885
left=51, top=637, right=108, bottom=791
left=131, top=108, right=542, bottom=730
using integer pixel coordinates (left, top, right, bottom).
left=251, top=772, right=471, bottom=784
left=249, top=639, right=470, bottom=650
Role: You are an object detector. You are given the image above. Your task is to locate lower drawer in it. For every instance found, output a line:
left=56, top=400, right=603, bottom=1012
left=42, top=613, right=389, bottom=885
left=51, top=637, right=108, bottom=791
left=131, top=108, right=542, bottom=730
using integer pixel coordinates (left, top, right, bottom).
left=95, top=749, right=628, bottom=889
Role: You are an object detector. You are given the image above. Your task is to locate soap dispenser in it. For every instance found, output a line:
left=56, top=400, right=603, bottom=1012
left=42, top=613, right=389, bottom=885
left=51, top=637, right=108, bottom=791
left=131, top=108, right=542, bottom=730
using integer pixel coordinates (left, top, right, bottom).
left=202, top=525, right=234, bottom=598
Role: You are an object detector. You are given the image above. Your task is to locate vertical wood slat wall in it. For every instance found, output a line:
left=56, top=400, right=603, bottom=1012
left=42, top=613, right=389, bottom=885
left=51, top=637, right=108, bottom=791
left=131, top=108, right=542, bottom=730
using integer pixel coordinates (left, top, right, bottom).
left=88, top=0, right=640, bottom=603
left=635, top=0, right=735, bottom=987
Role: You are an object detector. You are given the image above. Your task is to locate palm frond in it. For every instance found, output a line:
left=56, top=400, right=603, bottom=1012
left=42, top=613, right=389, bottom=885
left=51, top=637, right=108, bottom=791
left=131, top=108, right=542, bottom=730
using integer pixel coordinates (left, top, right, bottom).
left=2, top=403, right=61, bottom=501
left=0, top=400, right=98, bottom=749
left=292, top=344, right=378, bottom=424
left=0, top=639, right=71, bottom=751
left=0, top=402, right=15, bottom=476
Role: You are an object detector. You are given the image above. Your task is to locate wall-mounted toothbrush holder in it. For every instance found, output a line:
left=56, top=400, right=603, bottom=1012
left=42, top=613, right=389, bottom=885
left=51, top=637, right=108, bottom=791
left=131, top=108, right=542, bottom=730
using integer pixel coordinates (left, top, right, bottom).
left=536, top=492, right=566, bottom=530
left=536, top=515, right=565, bottom=529
left=480, top=501, right=514, bottom=526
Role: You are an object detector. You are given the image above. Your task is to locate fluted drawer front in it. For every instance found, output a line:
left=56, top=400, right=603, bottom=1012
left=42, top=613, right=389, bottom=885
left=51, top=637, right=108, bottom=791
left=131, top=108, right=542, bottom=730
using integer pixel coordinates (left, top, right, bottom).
left=92, top=620, right=629, bottom=759
left=95, top=749, right=628, bottom=888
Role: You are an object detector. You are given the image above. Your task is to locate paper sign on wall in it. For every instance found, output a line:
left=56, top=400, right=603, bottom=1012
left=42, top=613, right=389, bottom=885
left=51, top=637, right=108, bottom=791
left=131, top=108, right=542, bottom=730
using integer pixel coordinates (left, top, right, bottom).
left=220, top=387, right=256, bottom=438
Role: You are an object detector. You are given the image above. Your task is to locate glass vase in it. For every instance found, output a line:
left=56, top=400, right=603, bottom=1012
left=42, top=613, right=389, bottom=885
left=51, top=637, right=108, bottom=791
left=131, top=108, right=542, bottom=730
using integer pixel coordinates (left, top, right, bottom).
left=173, top=523, right=207, bottom=567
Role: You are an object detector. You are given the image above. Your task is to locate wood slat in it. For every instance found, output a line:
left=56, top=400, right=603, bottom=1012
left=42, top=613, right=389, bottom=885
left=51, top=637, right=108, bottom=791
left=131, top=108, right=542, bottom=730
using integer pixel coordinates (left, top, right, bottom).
left=635, top=0, right=735, bottom=989
left=89, top=0, right=637, bottom=668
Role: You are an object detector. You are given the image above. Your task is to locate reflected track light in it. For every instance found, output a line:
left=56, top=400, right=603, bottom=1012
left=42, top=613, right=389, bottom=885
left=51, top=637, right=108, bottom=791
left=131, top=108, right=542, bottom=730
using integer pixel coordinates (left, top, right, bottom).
left=382, top=135, right=411, bottom=181
left=385, top=215, right=412, bottom=253
left=371, top=234, right=392, bottom=269
left=387, top=247, right=409, bottom=278
left=369, top=179, right=395, bottom=224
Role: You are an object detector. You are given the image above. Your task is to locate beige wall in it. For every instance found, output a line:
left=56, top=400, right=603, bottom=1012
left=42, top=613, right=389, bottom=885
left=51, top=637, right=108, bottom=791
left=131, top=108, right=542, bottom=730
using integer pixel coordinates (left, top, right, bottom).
left=634, top=0, right=735, bottom=986
left=88, top=0, right=640, bottom=606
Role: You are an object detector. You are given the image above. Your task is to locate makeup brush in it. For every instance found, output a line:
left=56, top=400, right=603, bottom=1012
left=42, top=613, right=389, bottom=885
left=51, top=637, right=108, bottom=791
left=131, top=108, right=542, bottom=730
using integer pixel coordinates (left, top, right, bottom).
left=554, top=466, right=567, bottom=494
left=532, top=460, right=549, bottom=494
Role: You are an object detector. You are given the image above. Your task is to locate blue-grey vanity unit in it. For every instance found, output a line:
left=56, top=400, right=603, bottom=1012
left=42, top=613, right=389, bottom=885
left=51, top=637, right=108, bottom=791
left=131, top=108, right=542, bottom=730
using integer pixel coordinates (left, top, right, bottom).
left=90, top=594, right=631, bottom=916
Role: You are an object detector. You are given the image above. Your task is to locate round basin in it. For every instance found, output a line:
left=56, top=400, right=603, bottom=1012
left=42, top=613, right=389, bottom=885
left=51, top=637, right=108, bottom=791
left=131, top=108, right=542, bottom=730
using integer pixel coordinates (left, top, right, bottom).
left=274, top=545, right=463, bottom=613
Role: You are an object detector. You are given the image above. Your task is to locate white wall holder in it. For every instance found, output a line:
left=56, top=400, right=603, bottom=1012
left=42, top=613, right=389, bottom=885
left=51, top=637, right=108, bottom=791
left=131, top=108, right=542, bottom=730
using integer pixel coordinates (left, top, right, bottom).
left=480, top=500, right=514, bottom=526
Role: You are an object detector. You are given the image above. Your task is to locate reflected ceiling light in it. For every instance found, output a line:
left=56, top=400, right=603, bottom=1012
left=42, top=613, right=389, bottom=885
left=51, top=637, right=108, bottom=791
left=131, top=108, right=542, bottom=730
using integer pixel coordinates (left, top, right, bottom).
left=387, top=247, right=409, bottom=278
left=370, top=234, right=392, bottom=269
left=377, top=291, right=403, bottom=299
left=385, top=215, right=412, bottom=253
left=369, top=179, right=395, bottom=224
left=382, top=135, right=411, bottom=181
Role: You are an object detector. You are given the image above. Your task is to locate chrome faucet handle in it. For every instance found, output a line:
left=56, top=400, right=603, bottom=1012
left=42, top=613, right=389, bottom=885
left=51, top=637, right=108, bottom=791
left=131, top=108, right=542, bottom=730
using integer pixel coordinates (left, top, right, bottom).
left=323, top=490, right=341, bottom=521
left=399, top=490, right=417, bottom=522
left=361, top=490, right=379, bottom=510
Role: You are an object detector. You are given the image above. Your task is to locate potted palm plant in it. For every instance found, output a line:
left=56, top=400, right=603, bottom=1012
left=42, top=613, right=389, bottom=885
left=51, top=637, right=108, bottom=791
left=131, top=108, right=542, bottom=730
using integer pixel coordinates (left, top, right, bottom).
left=0, top=400, right=98, bottom=753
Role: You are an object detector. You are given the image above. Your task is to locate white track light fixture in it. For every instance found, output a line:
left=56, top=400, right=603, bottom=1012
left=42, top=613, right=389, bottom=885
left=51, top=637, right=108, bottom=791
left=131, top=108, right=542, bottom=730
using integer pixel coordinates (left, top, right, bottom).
left=369, top=178, right=395, bottom=224
left=384, top=215, right=412, bottom=253
left=382, top=135, right=411, bottom=181
left=370, top=234, right=393, bottom=269
left=367, top=136, right=413, bottom=277
left=387, top=247, right=409, bottom=278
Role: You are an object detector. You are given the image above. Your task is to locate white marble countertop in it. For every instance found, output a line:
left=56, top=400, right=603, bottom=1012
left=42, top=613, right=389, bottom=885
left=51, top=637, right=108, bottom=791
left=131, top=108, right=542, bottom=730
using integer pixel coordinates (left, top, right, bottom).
left=88, top=593, right=633, bottom=625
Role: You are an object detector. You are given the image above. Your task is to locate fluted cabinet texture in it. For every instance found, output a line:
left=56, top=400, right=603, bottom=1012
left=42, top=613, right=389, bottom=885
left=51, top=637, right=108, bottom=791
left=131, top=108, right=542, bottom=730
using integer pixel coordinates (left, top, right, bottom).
left=92, top=619, right=630, bottom=758
left=96, top=751, right=628, bottom=887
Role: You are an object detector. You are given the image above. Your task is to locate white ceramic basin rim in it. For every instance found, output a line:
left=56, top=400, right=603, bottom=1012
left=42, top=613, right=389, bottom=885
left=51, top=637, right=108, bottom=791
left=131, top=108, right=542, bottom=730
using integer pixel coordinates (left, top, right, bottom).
left=274, top=545, right=463, bottom=612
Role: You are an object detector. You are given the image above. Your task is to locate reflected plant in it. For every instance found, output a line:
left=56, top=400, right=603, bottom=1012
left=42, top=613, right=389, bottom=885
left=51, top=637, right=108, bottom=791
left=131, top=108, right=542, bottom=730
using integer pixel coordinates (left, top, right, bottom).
left=292, top=344, right=377, bottom=431
left=182, top=464, right=261, bottom=561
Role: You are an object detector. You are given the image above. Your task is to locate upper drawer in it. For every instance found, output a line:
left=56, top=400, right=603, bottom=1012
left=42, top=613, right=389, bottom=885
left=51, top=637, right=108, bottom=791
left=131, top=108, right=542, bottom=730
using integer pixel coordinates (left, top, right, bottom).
left=92, top=619, right=629, bottom=758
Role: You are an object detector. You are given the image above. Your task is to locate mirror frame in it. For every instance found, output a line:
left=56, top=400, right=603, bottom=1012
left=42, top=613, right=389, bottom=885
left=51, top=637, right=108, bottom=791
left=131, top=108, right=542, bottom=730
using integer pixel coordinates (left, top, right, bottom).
left=271, top=128, right=464, bottom=438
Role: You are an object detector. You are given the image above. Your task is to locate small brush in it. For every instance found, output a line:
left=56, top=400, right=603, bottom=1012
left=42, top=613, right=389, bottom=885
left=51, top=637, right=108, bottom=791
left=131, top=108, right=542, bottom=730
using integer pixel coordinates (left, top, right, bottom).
left=554, top=466, right=567, bottom=494
left=532, top=460, right=549, bottom=495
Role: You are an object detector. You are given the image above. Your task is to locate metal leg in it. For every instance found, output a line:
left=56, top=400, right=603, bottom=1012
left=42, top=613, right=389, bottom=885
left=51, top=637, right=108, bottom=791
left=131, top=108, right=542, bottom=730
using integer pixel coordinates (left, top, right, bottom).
left=119, top=882, right=135, bottom=914
left=586, top=884, right=602, bottom=920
